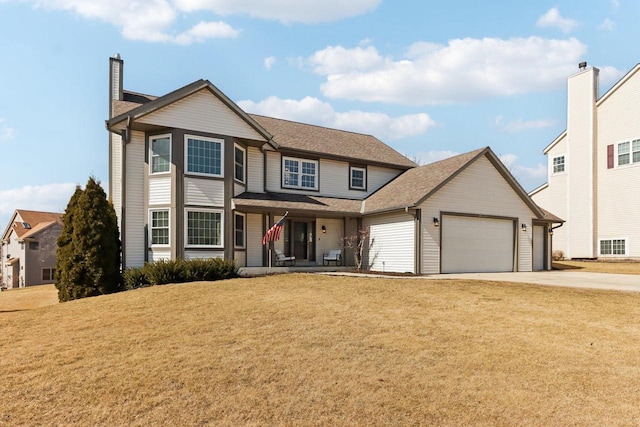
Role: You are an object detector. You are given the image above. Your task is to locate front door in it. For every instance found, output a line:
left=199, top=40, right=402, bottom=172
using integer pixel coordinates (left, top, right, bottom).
left=293, top=222, right=308, bottom=260
left=12, top=262, right=19, bottom=289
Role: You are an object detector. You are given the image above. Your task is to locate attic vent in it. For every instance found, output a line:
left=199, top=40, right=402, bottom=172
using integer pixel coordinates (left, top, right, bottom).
left=22, top=222, right=31, bottom=229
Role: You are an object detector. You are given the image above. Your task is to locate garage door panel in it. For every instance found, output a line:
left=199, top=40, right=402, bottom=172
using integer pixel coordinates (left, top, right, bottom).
left=441, top=215, right=514, bottom=273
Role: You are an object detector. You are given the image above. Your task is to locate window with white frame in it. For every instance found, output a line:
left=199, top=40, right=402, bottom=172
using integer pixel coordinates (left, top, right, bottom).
left=282, top=157, right=318, bottom=190
left=186, top=209, right=222, bottom=247
left=350, top=166, right=366, bottom=190
left=150, top=135, right=171, bottom=174
left=234, top=145, right=246, bottom=182
left=617, top=140, right=640, bottom=166
left=600, top=239, right=626, bottom=255
left=42, top=267, right=55, bottom=281
left=150, top=210, right=170, bottom=246
left=552, top=155, right=565, bottom=174
left=186, top=136, right=223, bottom=176
left=234, top=213, right=245, bottom=248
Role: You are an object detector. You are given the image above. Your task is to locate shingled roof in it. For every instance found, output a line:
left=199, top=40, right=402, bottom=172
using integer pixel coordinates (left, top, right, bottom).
left=3, top=210, right=63, bottom=240
left=233, top=192, right=362, bottom=216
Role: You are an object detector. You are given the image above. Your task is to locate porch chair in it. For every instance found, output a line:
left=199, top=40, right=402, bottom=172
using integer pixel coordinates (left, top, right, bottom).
left=323, top=250, right=342, bottom=266
left=274, top=249, right=296, bottom=266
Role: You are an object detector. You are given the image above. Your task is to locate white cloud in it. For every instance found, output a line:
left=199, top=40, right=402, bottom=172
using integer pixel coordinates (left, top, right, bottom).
left=536, top=8, right=579, bottom=33
left=498, top=153, right=547, bottom=182
left=0, top=118, right=16, bottom=142
left=411, top=150, right=460, bottom=165
left=264, top=56, right=277, bottom=70
left=311, top=37, right=597, bottom=105
left=29, top=0, right=239, bottom=43
left=0, top=183, right=78, bottom=224
left=598, top=18, right=616, bottom=31
left=498, top=118, right=557, bottom=133
left=173, top=0, right=381, bottom=24
left=611, top=0, right=620, bottom=9
left=238, top=96, right=435, bottom=141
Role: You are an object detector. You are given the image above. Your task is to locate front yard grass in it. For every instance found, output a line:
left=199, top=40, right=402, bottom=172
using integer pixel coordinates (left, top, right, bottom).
left=1, top=274, right=639, bottom=426
left=554, top=259, right=640, bottom=275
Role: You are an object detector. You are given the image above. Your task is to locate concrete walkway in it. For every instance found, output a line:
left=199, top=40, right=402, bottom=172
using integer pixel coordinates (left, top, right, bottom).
left=319, top=270, right=640, bottom=293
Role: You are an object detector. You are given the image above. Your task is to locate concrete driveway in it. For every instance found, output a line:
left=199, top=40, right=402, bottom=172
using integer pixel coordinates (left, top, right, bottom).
left=426, top=270, right=640, bottom=293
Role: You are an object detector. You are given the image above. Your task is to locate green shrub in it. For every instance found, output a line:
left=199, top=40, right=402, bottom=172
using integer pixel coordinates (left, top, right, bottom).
left=184, top=258, right=238, bottom=281
left=122, top=267, right=149, bottom=290
left=141, top=259, right=187, bottom=286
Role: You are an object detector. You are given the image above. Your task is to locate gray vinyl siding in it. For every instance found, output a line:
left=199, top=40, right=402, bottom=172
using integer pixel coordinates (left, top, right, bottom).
left=596, top=67, right=640, bottom=258
left=364, top=211, right=415, bottom=273
left=234, top=183, right=246, bottom=197
left=315, top=218, right=344, bottom=264
left=247, top=147, right=264, bottom=193
left=125, top=131, right=146, bottom=268
left=246, top=213, right=263, bottom=267
left=137, top=89, right=266, bottom=141
left=234, top=251, right=246, bottom=267
left=184, top=250, right=224, bottom=260
left=420, top=156, right=535, bottom=274
left=533, top=225, right=545, bottom=271
left=111, top=133, right=123, bottom=231
left=148, top=249, right=171, bottom=262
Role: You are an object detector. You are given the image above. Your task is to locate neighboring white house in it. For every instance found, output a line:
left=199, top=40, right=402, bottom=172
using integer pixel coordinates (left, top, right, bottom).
left=1, top=210, right=63, bottom=288
left=531, top=62, right=640, bottom=260
left=107, top=55, right=561, bottom=274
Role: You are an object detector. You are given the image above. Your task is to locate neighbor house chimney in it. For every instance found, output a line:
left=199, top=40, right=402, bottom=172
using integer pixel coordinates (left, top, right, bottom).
left=579, top=61, right=587, bottom=70
left=109, top=54, right=123, bottom=118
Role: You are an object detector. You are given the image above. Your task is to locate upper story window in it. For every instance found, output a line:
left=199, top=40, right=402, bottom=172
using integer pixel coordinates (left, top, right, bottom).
left=350, top=166, right=367, bottom=190
left=234, top=145, right=246, bottom=183
left=29, top=241, right=39, bottom=251
left=186, top=136, right=223, bottom=177
left=552, top=155, right=565, bottom=174
left=617, top=140, right=640, bottom=166
left=150, top=135, right=171, bottom=174
left=150, top=209, right=170, bottom=246
left=282, top=157, right=318, bottom=190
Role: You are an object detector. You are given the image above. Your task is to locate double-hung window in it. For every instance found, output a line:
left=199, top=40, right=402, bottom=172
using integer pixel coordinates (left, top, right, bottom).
left=283, top=157, right=318, bottom=190
left=42, top=268, right=55, bottom=281
left=186, top=136, right=223, bottom=177
left=186, top=209, right=222, bottom=247
left=234, top=145, right=246, bottom=182
left=552, top=156, right=565, bottom=174
left=350, top=166, right=366, bottom=190
left=234, top=213, right=245, bottom=248
left=150, top=135, right=171, bottom=174
left=150, top=210, right=170, bottom=246
left=618, top=142, right=630, bottom=166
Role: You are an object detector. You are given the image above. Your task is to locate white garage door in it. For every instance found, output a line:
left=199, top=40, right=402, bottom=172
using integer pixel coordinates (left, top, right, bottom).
left=441, top=215, right=515, bottom=273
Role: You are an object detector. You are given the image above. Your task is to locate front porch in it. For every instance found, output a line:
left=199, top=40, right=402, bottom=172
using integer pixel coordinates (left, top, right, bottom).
left=238, top=265, right=352, bottom=277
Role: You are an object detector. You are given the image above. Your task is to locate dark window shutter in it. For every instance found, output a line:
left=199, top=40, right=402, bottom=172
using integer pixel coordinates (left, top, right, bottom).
left=607, top=144, right=614, bottom=169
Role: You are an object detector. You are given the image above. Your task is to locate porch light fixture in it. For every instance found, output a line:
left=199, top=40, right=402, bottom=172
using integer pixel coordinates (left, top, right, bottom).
left=433, top=217, right=439, bottom=227
left=321, top=225, right=326, bottom=233
left=521, top=223, right=527, bottom=232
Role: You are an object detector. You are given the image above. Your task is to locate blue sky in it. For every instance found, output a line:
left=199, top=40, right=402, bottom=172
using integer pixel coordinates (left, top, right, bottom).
left=1, top=0, right=638, bottom=227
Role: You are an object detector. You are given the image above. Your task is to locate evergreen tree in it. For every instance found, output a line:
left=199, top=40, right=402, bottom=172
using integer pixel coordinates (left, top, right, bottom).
left=55, top=177, right=122, bottom=302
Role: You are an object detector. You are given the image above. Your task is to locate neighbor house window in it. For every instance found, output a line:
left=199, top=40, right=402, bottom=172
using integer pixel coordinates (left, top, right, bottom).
left=552, top=156, right=565, bottom=174
left=150, top=135, right=171, bottom=174
left=600, top=239, right=626, bottom=255
left=150, top=210, right=170, bottom=246
left=234, top=213, right=245, bottom=248
left=350, top=166, right=367, bottom=190
left=186, top=209, right=222, bottom=247
left=29, top=241, right=39, bottom=251
left=234, top=145, right=246, bottom=183
left=282, top=157, right=318, bottom=190
left=186, top=136, right=223, bottom=176
left=42, top=268, right=55, bottom=281
left=618, top=142, right=630, bottom=166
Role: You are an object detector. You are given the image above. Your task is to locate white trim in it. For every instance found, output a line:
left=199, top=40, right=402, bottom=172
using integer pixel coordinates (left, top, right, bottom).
left=350, top=166, right=367, bottom=190
left=282, top=156, right=319, bottom=190
left=234, top=212, right=246, bottom=249
left=599, top=237, right=628, bottom=256
left=615, top=138, right=640, bottom=168
left=184, top=208, right=224, bottom=249
left=184, top=135, right=224, bottom=178
left=149, top=134, right=172, bottom=175
left=148, top=209, right=171, bottom=248
left=551, top=154, right=566, bottom=175
left=234, top=144, right=246, bottom=183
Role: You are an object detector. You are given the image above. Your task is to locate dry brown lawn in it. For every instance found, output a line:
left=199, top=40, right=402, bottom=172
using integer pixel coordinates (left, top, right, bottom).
left=0, top=284, right=58, bottom=313
left=1, top=274, right=639, bottom=426
left=554, top=260, right=640, bottom=275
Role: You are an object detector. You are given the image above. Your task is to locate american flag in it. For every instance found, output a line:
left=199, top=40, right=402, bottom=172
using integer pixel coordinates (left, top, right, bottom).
left=262, top=213, right=287, bottom=245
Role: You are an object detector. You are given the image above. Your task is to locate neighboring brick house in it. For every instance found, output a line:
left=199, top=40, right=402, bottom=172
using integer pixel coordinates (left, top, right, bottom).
left=107, top=55, right=561, bottom=274
left=1, top=210, right=62, bottom=288
left=531, top=63, right=640, bottom=260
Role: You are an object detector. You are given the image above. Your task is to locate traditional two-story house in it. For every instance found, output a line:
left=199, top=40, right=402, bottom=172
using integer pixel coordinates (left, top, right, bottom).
left=107, top=55, right=561, bottom=274
left=531, top=62, right=640, bottom=260
left=1, top=210, right=62, bottom=288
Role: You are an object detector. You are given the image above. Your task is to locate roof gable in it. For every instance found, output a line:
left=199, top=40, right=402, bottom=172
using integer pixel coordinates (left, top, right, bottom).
left=2, top=210, right=63, bottom=240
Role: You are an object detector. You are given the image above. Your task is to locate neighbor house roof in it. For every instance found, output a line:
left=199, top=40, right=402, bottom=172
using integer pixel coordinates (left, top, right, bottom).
left=107, top=81, right=416, bottom=170
left=233, top=192, right=362, bottom=217
left=2, top=210, right=63, bottom=241
left=362, top=147, right=552, bottom=220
